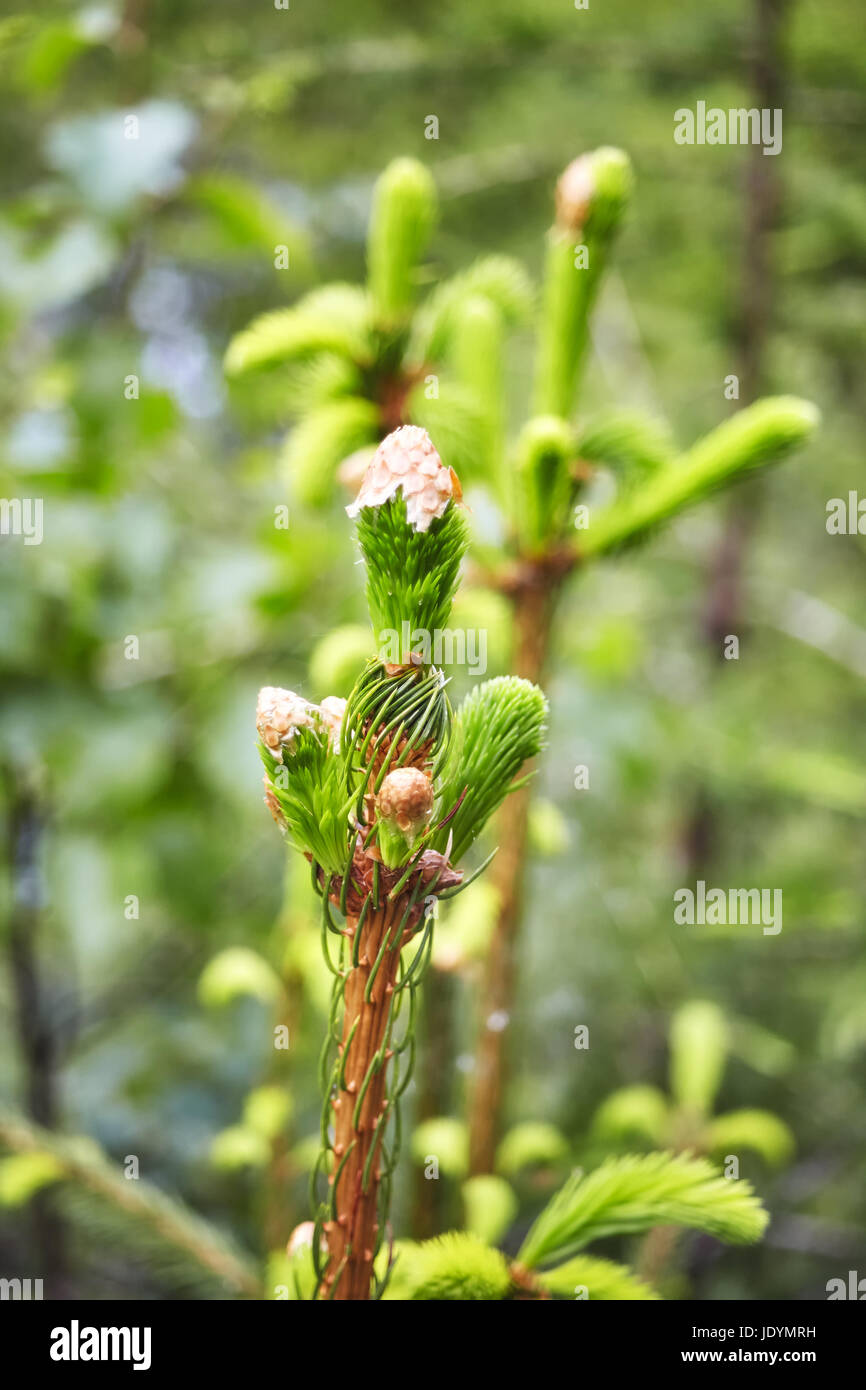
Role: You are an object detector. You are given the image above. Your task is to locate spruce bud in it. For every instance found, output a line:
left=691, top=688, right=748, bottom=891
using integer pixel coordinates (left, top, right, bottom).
left=375, top=766, right=434, bottom=867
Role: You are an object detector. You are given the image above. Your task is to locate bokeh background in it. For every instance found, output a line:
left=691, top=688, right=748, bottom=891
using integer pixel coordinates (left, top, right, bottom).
left=0, top=0, right=864, bottom=1300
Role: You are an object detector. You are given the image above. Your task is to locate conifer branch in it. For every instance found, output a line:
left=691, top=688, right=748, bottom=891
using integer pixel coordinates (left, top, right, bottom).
left=367, top=158, right=438, bottom=330
left=532, top=146, right=633, bottom=418
left=0, top=1108, right=262, bottom=1298
left=256, top=425, right=545, bottom=1298
left=517, top=1152, right=769, bottom=1270
left=579, top=397, right=819, bottom=560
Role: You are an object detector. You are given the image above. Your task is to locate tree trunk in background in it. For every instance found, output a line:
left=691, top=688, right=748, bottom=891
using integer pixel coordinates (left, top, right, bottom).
left=687, top=0, right=791, bottom=896
left=468, top=575, right=558, bottom=1175
left=702, top=0, right=789, bottom=651
left=739, top=0, right=789, bottom=399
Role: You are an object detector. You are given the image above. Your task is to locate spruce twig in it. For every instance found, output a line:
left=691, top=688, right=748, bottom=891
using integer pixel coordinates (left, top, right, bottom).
left=0, top=1109, right=262, bottom=1298
left=255, top=427, right=546, bottom=1299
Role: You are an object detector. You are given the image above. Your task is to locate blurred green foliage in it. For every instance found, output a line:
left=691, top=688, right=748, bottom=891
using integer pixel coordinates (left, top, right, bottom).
left=1, top=0, right=864, bottom=1300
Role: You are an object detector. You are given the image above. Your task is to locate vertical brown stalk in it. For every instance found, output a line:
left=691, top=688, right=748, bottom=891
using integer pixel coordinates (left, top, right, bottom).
left=688, top=0, right=791, bottom=915
left=703, top=0, right=789, bottom=649
left=468, top=571, right=558, bottom=1175
left=323, top=899, right=403, bottom=1300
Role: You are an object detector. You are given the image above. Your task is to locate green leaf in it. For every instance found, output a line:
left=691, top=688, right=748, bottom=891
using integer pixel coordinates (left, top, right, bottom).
left=374, top=1238, right=415, bottom=1300
left=591, top=1085, right=670, bottom=1147
left=355, top=493, right=469, bottom=643
left=705, top=1109, right=795, bottom=1169
left=209, top=1125, right=271, bottom=1172
left=575, top=409, right=674, bottom=481
left=243, top=1085, right=293, bottom=1140
left=434, top=677, right=547, bottom=864
left=533, top=147, right=633, bottom=417
left=264, top=1247, right=295, bottom=1302
left=518, top=1152, right=769, bottom=1269
left=449, top=585, right=513, bottom=676
left=0, top=1108, right=261, bottom=1298
left=0, top=1152, right=63, bottom=1206
left=462, top=1174, right=518, bottom=1246
left=280, top=396, right=380, bottom=506
left=413, top=254, right=533, bottom=363
left=538, top=1254, right=660, bottom=1300
left=367, top=157, right=438, bottom=328
left=224, top=284, right=372, bottom=375
left=277, top=1226, right=324, bottom=1301
left=198, top=947, right=282, bottom=1008
left=580, top=397, right=819, bottom=559
left=670, top=1000, right=728, bottom=1117
left=189, top=173, right=311, bottom=269
left=342, top=661, right=452, bottom=801
left=514, top=414, right=577, bottom=548
left=260, top=725, right=354, bottom=877
left=406, top=379, right=489, bottom=487
left=411, top=1117, right=469, bottom=1180
left=527, top=798, right=570, bottom=857
left=397, top=1232, right=512, bottom=1301
left=227, top=351, right=361, bottom=431
left=495, top=1121, right=570, bottom=1177
left=432, top=878, right=500, bottom=969
left=450, top=295, right=506, bottom=487
left=280, top=353, right=363, bottom=416
left=288, top=1133, right=323, bottom=1175
left=22, top=22, right=87, bottom=93
left=731, top=1017, right=797, bottom=1077
left=309, top=624, right=374, bottom=699
left=750, top=744, right=866, bottom=816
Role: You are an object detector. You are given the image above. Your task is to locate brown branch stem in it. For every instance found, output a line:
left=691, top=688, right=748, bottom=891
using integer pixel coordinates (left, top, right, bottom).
left=322, top=899, right=404, bottom=1300
left=468, top=568, right=560, bottom=1175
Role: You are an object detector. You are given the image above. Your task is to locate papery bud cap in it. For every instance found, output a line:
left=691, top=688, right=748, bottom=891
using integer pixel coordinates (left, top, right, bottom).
left=555, top=155, right=596, bottom=232
left=263, top=773, right=286, bottom=828
left=319, top=695, right=347, bottom=749
left=338, top=445, right=377, bottom=495
left=555, top=146, right=632, bottom=234
left=287, top=1221, right=320, bottom=1257
left=346, top=425, right=461, bottom=533
left=256, top=686, right=320, bottom=759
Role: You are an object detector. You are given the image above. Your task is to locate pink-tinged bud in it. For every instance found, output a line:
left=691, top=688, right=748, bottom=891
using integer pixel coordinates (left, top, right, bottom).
left=287, top=1220, right=323, bottom=1257
left=319, top=695, right=347, bottom=750
left=263, top=774, right=286, bottom=829
left=256, top=686, right=321, bottom=761
left=338, top=445, right=377, bottom=494
left=346, top=425, right=461, bottom=533
left=555, top=155, right=596, bottom=232
left=377, top=766, right=434, bottom=838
